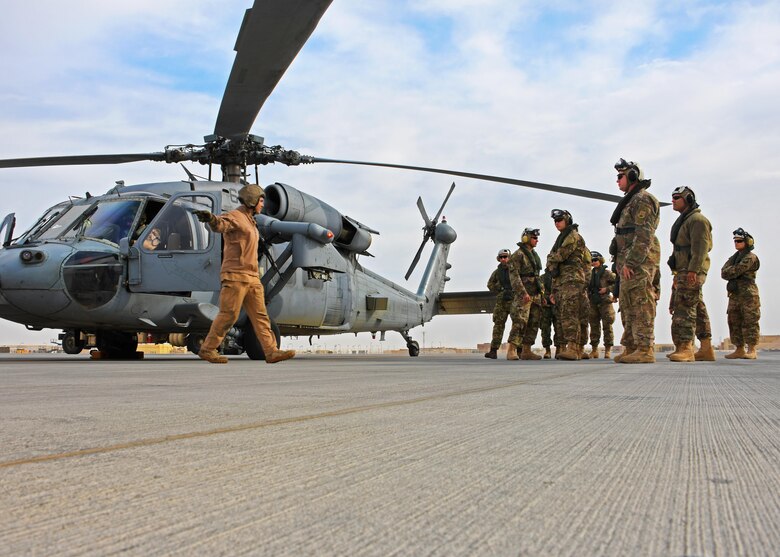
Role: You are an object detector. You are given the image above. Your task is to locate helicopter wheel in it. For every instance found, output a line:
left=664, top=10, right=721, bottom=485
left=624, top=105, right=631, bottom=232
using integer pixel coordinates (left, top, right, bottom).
left=96, top=331, right=139, bottom=359
left=185, top=334, right=206, bottom=355
left=242, top=320, right=282, bottom=361
left=408, top=340, right=420, bottom=357
left=62, top=330, right=86, bottom=354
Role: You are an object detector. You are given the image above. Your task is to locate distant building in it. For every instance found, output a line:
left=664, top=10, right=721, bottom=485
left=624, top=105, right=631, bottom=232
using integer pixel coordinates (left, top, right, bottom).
left=719, top=335, right=780, bottom=351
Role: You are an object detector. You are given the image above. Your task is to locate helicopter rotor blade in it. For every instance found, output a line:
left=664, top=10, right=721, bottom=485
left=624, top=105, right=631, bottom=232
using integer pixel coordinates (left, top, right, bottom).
left=0, top=153, right=167, bottom=169
left=307, top=157, right=627, bottom=204
left=431, top=182, right=456, bottom=223
left=214, top=0, right=333, bottom=140
left=405, top=235, right=430, bottom=281
left=416, top=197, right=432, bottom=228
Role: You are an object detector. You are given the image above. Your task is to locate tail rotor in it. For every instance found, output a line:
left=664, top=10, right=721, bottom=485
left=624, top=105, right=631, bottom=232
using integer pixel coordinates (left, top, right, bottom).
left=404, top=182, right=455, bottom=280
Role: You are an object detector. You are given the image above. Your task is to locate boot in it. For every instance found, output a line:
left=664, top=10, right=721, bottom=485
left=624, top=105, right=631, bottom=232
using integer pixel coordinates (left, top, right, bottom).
left=506, top=343, right=520, bottom=361
left=603, top=346, right=611, bottom=359
left=669, top=342, right=695, bottom=362
left=579, top=345, right=590, bottom=359
left=484, top=349, right=497, bottom=359
left=198, top=348, right=228, bottom=364
left=725, top=345, right=746, bottom=359
left=558, top=343, right=579, bottom=361
left=554, top=345, right=562, bottom=360
left=590, top=345, right=600, bottom=359
left=666, top=345, right=680, bottom=359
left=521, top=344, right=542, bottom=360
left=743, top=345, right=758, bottom=359
left=694, top=338, right=716, bottom=361
left=613, top=346, right=635, bottom=363
left=543, top=347, right=552, bottom=359
left=620, top=345, right=656, bottom=364
left=266, top=349, right=296, bottom=364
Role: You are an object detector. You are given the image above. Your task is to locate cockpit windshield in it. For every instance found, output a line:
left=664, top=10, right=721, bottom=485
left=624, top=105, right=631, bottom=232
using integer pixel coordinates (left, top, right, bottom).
left=30, top=199, right=142, bottom=245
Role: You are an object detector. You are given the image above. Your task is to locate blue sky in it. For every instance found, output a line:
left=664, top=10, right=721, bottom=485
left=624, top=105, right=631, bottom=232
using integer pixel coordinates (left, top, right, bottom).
left=1, top=0, right=779, bottom=349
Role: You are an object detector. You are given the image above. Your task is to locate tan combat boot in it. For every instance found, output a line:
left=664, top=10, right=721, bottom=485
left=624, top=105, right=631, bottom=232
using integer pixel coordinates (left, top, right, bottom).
left=620, top=345, right=656, bottom=364
left=506, top=343, right=520, bottom=360
left=603, top=346, right=611, bottom=359
left=543, top=347, right=552, bottom=359
left=669, top=342, right=695, bottom=362
left=558, top=343, right=579, bottom=361
left=613, top=345, right=635, bottom=363
left=554, top=345, right=563, bottom=360
left=579, top=346, right=590, bottom=359
left=743, top=345, right=758, bottom=359
left=725, top=345, right=746, bottom=359
left=266, top=349, right=296, bottom=364
left=198, top=348, right=228, bottom=364
left=521, top=344, right=542, bottom=360
left=693, top=338, right=716, bottom=361
left=590, top=345, right=600, bottom=359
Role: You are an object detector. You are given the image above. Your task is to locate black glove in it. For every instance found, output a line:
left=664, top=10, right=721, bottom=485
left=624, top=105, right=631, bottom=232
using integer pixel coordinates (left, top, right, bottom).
left=193, top=210, right=213, bottom=223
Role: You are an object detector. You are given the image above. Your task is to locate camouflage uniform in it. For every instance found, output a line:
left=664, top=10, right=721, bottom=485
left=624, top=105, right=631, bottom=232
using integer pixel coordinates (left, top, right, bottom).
left=487, top=264, right=514, bottom=351
left=588, top=265, right=616, bottom=348
left=507, top=243, right=544, bottom=347
left=669, top=207, right=712, bottom=343
left=721, top=250, right=761, bottom=347
left=540, top=271, right=560, bottom=349
left=613, top=189, right=661, bottom=350
left=546, top=225, right=588, bottom=348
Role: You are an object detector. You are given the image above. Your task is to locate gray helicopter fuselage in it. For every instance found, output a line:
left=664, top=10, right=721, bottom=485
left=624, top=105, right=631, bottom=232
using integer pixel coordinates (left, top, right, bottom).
left=0, top=180, right=455, bottom=342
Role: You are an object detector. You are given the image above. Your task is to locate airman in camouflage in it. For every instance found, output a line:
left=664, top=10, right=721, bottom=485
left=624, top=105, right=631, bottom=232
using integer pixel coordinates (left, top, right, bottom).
left=666, top=186, right=714, bottom=362
left=610, top=159, right=661, bottom=364
left=721, top=228, right=761, bottom=359
left=546, top=210, right=589, bottom=361
left=587, top=251, right=616, bottom=358
left=507, top=228, right=544, bottom=360
left=485, top=248, right=514, bottom=359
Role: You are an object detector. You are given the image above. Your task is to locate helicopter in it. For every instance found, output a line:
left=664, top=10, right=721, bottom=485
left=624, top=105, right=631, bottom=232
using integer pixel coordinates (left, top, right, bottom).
left=0, top=0, right=624, bottom=360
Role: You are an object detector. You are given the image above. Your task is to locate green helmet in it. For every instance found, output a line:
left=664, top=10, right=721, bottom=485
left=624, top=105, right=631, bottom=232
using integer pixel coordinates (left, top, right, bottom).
left=238, top=184, right=265, bottom=208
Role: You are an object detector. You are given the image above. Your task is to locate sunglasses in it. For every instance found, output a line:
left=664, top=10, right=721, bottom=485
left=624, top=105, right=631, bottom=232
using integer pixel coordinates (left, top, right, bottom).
left=734, top=239, right=745, bottom=243
left=671, top=195, right=683, bottom=200
left=553, top=218, right=565, bottom=223
left=498, top=255, right=509, bottom=259
left=617, top=173, right=625, bottom=180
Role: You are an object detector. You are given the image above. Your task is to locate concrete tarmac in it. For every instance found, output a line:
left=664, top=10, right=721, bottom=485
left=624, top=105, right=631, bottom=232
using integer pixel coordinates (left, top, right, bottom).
left=1, top=352, right=779, bottom=556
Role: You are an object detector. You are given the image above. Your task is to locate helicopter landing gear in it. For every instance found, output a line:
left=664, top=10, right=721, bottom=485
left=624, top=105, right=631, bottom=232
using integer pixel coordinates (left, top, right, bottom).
left=60, top=329, right=86, bottom=354
left=94, top=331, right=141, bottom=360
left=400, top=330, right=420, bottom=357
left=241, top=320, right=282, bottom=361
left=185, top=334, right=205, bottom=355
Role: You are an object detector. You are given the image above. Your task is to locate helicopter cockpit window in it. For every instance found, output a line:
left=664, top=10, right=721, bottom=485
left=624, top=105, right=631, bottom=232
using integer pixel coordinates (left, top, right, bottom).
left=140, top=195, right=213, bottom=252
left=61, top=199, right=142, bottom=244
left=33, top=202, right=96, bottom=241
left=13, top=201, right=71, bottom=245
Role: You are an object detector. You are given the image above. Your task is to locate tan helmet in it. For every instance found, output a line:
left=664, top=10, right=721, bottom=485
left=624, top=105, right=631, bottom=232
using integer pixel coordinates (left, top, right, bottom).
left=238, top=184, right=265, bottom=208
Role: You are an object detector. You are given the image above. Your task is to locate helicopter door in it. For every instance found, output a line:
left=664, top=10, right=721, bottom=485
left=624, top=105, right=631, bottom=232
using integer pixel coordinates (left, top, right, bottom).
left=0, top=213, right=15, bottom=247
left=127, top=193, right=221, bottom=293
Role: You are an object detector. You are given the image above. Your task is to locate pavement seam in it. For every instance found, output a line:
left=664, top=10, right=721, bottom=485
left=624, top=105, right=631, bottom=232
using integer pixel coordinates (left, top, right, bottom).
left=0, top=369, right=590, bottom=469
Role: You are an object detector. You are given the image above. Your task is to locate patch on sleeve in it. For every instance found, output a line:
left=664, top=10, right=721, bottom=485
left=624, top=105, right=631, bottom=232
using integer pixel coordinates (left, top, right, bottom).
left=636, top=209, right=648, bottom=224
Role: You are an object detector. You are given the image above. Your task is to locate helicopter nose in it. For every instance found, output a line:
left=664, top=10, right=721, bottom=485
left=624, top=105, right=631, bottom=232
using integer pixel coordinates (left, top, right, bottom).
left=0, top=244, right=75, bottom=319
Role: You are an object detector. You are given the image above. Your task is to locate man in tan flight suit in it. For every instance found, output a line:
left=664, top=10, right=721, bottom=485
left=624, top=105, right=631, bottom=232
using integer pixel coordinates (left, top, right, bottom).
left=194, top=184, right=295, bottom=364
